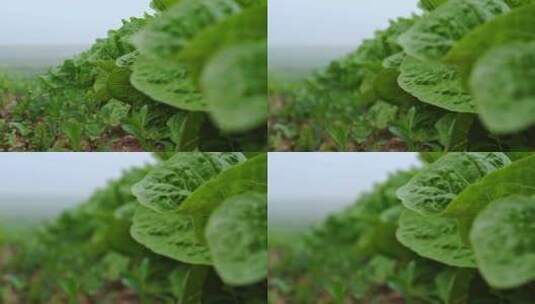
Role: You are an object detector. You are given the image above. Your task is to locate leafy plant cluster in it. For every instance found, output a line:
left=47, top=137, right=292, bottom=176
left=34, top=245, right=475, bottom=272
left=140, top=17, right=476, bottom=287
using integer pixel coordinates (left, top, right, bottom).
left=0, top=0, right=267, bottom=152
left=269, top=152, right=535, bottom=303
left=269, top=0, right=535, bottom=151
left=0, top=152, right=267, bottom=303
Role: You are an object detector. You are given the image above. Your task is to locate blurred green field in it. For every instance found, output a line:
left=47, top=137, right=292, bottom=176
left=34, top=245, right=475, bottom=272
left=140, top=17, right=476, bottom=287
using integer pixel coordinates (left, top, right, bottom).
left=268, top=46, right=352, bottom=89
left=0, top=45, right=87, bottom=76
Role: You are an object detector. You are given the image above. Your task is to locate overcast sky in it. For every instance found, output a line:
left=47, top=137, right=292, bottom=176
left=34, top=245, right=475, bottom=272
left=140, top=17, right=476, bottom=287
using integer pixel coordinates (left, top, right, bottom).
left=0, top=1, right=421, bottom=46
left=0, top=0, right=151, bottom=45
left=269, top=0, right=420, bottom=47
left=269, top=153, right=421, bottom=225
left=0, top=153, right=154, bottom=198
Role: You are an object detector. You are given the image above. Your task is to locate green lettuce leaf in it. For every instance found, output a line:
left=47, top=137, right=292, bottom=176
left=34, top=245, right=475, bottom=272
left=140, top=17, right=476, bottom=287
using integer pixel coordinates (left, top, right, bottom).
left=382, top=52, right=406, bottom=69
left=396, top=209, right=476, bottom=267
left=399, top=0, right=510, bottom=61
left=206, top=192, right=267, bottom=286
left=396, top=153, right=510, bottom=215
left=107, top=67, right=149, bottom=104
left=131, top=152, right=246, bottom=213
left=445, top=155, right=535, bottom=239
left=506, top=152, right=535, bottom=161
left=398, top=56, right=476, bottom=113
left=130, top=153, right=267, bottom=274
left=419, top=0, right=448, bottom=11
left=178, top=4, right=266, bottom=81
left=130, top=54, right=206, bottom=111
left=179, top=154, right=267, bottom=234
left=373, top=68, right=416, bottom=105
left=150, top=0, right=181, bottom=11
left=130, top=205, right=212, bottom=265
left=470, top=195, right=535, bottom=288
left=115, top=51, right=139, bottom=68
left=445, top=3, right=535, bottom=78
left=504, top=0, right=535, bottom=6
left=100, top=99, right=131, bottom=127
left=469, top=42, right=535, bottom=134
left=201, top=42, right=267, bottom=133
left=133, top=0, right=243, bottom=60
left=366, top=100, right=399, bottom=130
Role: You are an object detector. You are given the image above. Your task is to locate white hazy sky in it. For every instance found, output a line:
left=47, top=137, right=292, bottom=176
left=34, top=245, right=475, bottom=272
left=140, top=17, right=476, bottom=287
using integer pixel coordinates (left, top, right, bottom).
left=0, top=153, right=154, bottom=199
left=269, top=153, right=421, bottom=224
left=269, top=0, right=420, bottom=47
left=0, top=0, right=151, bottom=45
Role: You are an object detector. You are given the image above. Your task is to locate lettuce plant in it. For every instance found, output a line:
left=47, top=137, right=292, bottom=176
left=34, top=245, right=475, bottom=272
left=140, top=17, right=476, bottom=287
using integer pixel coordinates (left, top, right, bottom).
left=269, top=152, right=535, bottom=303
left=0, top=152, right=267, bottom=302
left=398, top=153, right=535, bottom=288
left=0, top=0, right=266, bottom=152
left=131, top=153, right=267, bottom=287
left=270, top=0, right=535, bottom=151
